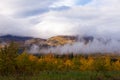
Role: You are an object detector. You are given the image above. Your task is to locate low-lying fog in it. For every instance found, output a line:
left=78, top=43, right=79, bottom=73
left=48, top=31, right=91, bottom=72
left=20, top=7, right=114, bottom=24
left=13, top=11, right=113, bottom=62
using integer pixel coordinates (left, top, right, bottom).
left=29, top=37, right=120, bottom=54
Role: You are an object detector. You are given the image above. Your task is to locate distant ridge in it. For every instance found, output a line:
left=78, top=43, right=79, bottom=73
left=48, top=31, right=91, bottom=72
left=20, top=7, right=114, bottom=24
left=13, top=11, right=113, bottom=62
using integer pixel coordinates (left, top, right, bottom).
left=0, top=34, right=33, bottom=42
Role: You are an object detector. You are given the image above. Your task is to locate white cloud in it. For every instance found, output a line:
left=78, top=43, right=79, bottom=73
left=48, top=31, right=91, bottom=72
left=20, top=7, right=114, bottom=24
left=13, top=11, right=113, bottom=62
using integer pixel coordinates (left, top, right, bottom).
left=0, top=0, right=120, bottom=39
left=50, top=0, right=75, bottom=8
left=34, top=0, right=120, bottom=38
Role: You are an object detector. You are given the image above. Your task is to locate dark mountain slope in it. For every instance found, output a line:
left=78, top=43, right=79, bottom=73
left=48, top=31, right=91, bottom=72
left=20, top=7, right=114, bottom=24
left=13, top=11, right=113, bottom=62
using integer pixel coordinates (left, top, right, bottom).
left=0, top=34, right=33, bottom=42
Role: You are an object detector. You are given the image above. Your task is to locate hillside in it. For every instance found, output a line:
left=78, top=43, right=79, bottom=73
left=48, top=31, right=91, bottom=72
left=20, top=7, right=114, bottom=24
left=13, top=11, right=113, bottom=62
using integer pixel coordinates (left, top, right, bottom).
left=47, top=35, right=77, bottom=46
left=0, top=35, right=78, bottom=49
left=0, top=34, right=33, bottom=42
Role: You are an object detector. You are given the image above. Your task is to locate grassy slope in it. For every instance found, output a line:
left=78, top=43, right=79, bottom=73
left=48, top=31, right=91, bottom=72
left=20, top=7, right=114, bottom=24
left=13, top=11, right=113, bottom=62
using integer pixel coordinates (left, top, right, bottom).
left=0, top=71, right=120, bottom=80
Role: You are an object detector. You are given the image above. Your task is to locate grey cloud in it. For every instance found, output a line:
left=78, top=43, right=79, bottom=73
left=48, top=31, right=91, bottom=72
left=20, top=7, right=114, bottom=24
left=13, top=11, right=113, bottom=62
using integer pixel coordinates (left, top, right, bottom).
left=0, top=0, right=57, bottom=17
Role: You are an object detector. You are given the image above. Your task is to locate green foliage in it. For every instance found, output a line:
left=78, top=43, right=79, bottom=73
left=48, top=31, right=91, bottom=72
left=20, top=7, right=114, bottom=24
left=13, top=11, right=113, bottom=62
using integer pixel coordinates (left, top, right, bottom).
left=0, top=42, right=18, bottom=75
left=0, top=71, right=120, bottom=80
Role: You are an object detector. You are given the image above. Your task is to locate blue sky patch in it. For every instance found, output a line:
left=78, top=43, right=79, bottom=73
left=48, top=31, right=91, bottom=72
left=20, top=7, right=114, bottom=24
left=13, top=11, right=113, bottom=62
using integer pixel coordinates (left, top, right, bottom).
left=75, top=0, right=92, bottom=5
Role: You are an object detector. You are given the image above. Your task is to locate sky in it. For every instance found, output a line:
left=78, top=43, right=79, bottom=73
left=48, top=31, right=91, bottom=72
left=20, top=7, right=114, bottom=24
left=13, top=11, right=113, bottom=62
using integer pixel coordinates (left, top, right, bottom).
left=0, top=0, right=120, bottom=38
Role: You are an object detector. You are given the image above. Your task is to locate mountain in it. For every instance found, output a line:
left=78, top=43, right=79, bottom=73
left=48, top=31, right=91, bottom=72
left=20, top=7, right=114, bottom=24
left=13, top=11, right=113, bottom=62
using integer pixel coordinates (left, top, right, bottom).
left=0, top=34, right=95, bottom=47
left=0, top=34, right=33, bottom=42
left=0, top=34, right=34, bottom=48
left=1, top=34, right=119, bottom=54
left=46, top=35, right=78, bottom=46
